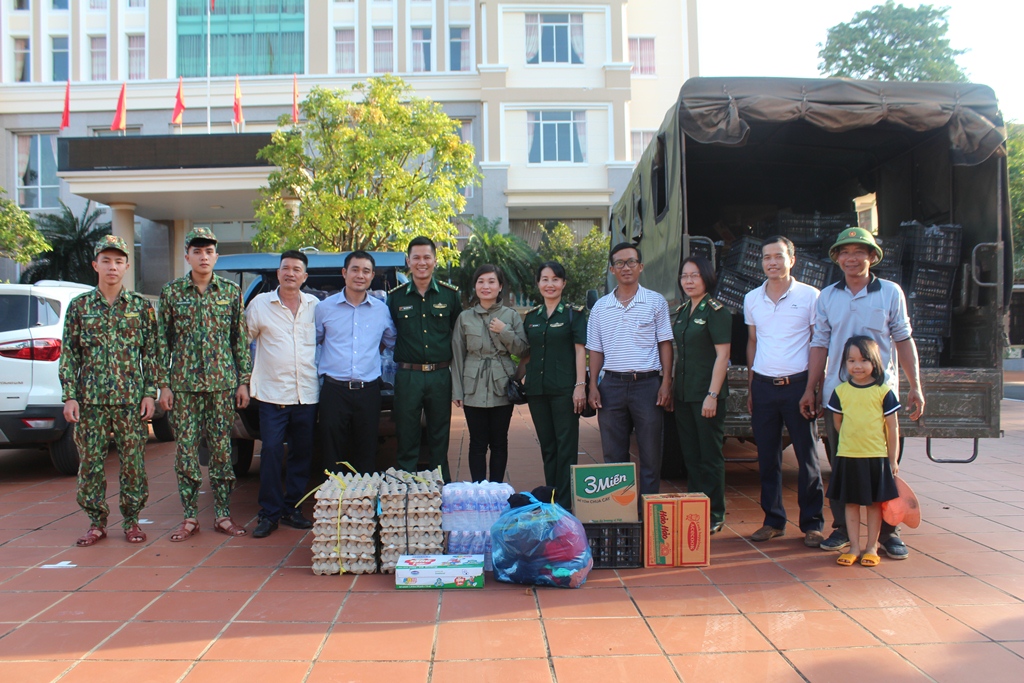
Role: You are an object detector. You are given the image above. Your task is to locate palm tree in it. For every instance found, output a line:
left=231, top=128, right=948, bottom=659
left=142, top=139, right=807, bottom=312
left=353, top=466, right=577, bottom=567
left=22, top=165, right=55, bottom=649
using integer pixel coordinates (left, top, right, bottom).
left=20, top=201, right=111, bottom=285
left=456, top=216, right=540, bottom=306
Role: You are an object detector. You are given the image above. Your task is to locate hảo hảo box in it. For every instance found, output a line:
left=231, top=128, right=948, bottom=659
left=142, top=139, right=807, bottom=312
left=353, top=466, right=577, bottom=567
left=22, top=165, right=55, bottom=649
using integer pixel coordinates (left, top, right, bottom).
left=642, top=493, right=710, bottom=568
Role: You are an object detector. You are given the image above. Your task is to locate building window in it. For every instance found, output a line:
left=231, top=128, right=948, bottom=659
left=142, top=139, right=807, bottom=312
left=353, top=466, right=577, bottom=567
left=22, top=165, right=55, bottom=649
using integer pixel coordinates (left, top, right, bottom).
left=631, top=130, right=655, bottom=161
left=15, top=0, right=29, bottom=9
left=53, top=0, right=69, bottom=10
left=52, top=37, right=69, bottom=82
left=14, top=39, right=30, bottom=82
left=629, top=37, right=655, bottom=76
left=335, top=28, right=355, bottom=74
left=89, top=0, right=108, bottom=9
left=373, top=28, right=393, bottom=73
left=449, top=27, right=469, bottom=72
left=16, top=134, right=60, bottom=210
left=411, top=28, right=431, bottom=72
left=90, top=37, right=108, bottom=81
left=458, top=119, right=474, bottom=198
left=528, top=111, right=586, bottom=164
left=526, top=14, right=583, bottom=65
left=128, top=0, right=146, bottom=7
left=128, top=35, right=146, bottom=80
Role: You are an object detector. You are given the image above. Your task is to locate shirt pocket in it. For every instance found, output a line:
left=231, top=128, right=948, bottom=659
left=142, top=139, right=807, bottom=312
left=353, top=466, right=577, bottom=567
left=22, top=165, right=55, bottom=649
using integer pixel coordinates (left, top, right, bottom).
left=118, top=315, right=144, bottom=348
left=210, top=303, right=234, bottom=335
left=464, top=329, right=484, bottom=354
left=863, top=307, right=888, bottom=334
left=633, top=319, right=657, bottom=346
left=80, top=316, right=106, bottom=348
left=430, top=305, right=452, bottom=333
left=462, top=360, right=480, bottom=395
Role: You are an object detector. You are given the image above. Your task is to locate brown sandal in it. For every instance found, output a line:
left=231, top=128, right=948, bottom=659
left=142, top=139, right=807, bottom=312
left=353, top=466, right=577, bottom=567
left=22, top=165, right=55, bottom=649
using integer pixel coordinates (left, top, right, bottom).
left=170, top=518, right=200, bottom=542
left=124, top=524, right=147, bottom=544
left=214, top=517, right=247, bottom=537
left=76, top=526, right=106, bottom=547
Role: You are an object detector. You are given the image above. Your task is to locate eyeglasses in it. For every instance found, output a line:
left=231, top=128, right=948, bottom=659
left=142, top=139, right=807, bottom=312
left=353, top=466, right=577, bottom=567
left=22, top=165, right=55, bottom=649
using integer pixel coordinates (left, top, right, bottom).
left=679, top=273, right=703, bottom=281
left=611, top=258, right=640, bottom=269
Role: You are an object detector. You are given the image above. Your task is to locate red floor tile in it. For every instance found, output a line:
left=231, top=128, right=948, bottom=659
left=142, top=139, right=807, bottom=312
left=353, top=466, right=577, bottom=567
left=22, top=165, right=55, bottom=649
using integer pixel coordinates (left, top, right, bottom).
left=234, top=590, right=342, bottom=622
left=0, top=661, right=71, bottom=683
left=89, top=621, right=223, bottom=660
left=845, top=605, right=988, bottom=644
left=34, top=590, right=158, bottom=622
left=617, top=566, right=712, bottom=587
left=183, top=660, right=311, bottom=683
left=670, top=652, right=804, bottom=683
left=543, top=617, right=662, bottom=656
left=807, top=578, right=923, bottom=609
left=700, top=559, right=798, bottom=584
left=201, top=622, right=327, bottom=661
left=649, top=614, right=773, bottom=654
left=434, top=620, right=546, bottom=660
left=171, top=565, right=275, bottom=592
left=893, top=575, right=1021, bottom=606
left=319, top=623, right=435, bottom=661
left=137, top=590, right=251, bottom=622
left=307, top=661, right=429, bottom=683
left=785, top=646, right=932, bottom=682
left=895, top=642, right=1024, bottom=683
left=718, top=581, right=832, bottom=613
left=939, top=603, right=1024, bottom=641
left=338, top=591, right=440, bottom=623
left=747, top=610, right=881, bottom=650
left=0, top=590, right=70, bottom=622
left=260, top=566, right=355, bottom=592
left=431, top=659, right=554, bottom=683
left=83, top=566, right=190, bottom=591
left=628, top=585, right=738, bottom=617
left=0, top=566, right=108, bottom=592
left=60, top=660, right=193, bottom=683
left=552, top=655, right=679, bottom=683
left=439, top=588, right=539, bottom=621
left=0, top=621, right=120, bottom=660
left=536, top=586, right=639, bottom=618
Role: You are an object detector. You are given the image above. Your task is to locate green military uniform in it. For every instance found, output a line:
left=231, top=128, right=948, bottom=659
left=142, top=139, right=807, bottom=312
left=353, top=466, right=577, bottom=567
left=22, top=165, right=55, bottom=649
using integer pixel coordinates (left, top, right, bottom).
left=59, top=235, right=162, bottom=531
left=386, top=277, right=461, bottom=480
left=524, top=302, right=587, bottom=510
left=673, top=295, right=731, bottom=526
left=158, top=229, right=251, bottom=520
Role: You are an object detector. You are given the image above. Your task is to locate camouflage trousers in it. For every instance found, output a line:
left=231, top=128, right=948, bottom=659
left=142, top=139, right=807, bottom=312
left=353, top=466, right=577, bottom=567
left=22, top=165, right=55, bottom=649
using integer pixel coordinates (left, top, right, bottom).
left=172, top=390, right=235, bottom=519
left=75, top=404, right=149, bottom=529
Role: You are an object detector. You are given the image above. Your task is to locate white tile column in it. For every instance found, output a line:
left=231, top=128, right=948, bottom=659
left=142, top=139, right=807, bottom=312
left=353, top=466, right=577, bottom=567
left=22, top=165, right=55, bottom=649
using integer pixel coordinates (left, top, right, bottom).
left=109, top=202, right=138, bottom=291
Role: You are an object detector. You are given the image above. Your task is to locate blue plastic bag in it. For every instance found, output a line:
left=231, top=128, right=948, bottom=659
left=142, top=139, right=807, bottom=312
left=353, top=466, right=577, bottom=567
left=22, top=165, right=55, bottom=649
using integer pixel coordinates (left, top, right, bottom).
left=490, top=493, right=593, bottom=588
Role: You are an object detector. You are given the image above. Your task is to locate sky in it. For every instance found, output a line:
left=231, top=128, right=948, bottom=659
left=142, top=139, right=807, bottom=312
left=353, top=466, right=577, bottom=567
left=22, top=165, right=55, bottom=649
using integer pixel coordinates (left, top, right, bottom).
left=697, top=0, right=1023, bottom=123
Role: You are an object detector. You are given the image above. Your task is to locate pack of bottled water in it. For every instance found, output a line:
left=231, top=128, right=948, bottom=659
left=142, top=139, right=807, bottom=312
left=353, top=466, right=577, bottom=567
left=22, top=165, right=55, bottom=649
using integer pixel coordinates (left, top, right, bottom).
left=447, top=530, right=495, bottom=570
left=441, top=482, right=514, bottom=532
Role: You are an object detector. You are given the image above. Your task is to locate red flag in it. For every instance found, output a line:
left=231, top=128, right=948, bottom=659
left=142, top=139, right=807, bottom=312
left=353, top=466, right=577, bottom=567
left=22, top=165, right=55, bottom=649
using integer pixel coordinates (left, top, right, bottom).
left=211, top=1, right=215, bottom=10
left=172, top=77, right=186, bottom=125
left=292, top=74, right=299, bottom=124
left=233, top=75, right=244, bottom=126
left=60, top=80, right=70, bottom=131
left=110, top=83, right=127, bottom=132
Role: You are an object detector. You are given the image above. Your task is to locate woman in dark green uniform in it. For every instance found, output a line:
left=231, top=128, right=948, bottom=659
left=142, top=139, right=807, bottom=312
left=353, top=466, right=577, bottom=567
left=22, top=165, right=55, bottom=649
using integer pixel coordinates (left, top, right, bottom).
left=519, top=262, right=587, bottom=509
left=673, top=256, right=731, bottom=533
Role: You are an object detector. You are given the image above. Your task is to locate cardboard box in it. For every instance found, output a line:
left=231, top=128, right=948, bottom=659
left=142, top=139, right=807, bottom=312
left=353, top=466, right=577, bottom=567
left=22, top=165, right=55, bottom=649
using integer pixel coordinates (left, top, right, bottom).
left=642, top=493, right=710, bottom=567
left=571, top=463, right=639, bottom=523
left=395, top=554, right=485, bottom=589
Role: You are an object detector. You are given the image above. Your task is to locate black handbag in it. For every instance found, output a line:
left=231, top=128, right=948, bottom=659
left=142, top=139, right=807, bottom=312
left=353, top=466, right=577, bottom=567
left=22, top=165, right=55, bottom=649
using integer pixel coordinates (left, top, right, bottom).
left=507, top=377, right=528, bottom=405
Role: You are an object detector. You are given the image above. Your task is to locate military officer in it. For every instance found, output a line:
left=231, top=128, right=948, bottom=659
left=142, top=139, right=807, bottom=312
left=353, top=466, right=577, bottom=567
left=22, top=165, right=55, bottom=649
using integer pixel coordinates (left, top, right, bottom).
left=672, top=256, right=731, bottom=533
left=386, top=236, right=461, bottom=480
left=519, top=261, right=588, bottom=510
left=158, top=226, right=252, bottom=541
left=60, top=235, right=163, bottom=547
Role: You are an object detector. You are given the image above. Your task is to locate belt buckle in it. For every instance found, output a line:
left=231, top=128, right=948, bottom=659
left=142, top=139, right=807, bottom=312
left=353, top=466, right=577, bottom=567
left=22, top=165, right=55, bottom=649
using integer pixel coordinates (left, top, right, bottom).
left=773, top=377, right=789, bottom=386
left=347, top=381, right=362, bottom=390
left=422, top=363, right=435, bottom=372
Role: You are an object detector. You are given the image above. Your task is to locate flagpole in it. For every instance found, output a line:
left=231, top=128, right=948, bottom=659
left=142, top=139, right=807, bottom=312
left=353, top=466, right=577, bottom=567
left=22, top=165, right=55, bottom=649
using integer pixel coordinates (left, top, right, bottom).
left=206, top=1, right=212, bottom=134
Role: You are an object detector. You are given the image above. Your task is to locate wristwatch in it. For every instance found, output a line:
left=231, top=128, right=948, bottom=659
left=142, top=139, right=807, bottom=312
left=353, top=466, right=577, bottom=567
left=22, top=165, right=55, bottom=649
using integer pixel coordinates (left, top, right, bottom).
left=707, top=391, right=719, bottom=399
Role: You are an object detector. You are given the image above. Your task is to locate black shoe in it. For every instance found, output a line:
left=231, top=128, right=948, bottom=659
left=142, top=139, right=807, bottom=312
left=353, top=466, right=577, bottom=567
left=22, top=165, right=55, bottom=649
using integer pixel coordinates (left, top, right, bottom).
left=279, top=509, right=313, bottom=529
left=252, top=517, right=278, bottom=539
left=710, top=521, right=725, bottom=535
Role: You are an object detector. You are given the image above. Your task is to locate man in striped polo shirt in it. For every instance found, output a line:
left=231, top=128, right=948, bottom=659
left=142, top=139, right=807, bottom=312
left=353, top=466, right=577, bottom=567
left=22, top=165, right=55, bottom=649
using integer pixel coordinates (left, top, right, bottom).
left=587, top=243, right=674, bottom=496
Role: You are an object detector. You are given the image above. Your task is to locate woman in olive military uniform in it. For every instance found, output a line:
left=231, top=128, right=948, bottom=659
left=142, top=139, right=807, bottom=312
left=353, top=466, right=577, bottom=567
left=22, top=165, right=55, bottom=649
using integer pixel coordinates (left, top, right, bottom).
left=451, top=264, right=529, bottom=482
left=673, top=256, right=731, bottom=533
left=519, top=262, right=588, bottom=510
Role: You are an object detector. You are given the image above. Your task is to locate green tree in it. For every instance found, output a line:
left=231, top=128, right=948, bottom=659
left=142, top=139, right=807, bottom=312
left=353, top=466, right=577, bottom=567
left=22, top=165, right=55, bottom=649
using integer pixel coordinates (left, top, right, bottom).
left=457, top=217, right=540, bottom=306
left=538, top=222, right=610, bottom=306
left=1008, top=122, right=1024, bottom=282
left=20, top=200, right=110, bottom=285
left=818, top=2, right=968, bottom=82
left=0, top=188, right=49, bottom=265
left=254, top=75, right=480, bottom=267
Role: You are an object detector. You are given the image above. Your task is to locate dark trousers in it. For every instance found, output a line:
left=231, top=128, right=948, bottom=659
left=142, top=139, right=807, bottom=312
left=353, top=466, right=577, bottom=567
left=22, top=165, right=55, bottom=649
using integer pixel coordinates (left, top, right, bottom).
left=318, top=379, right=382, bottom=474
left=824, top=413, right=903, bottom=541
left=597, top=375, right=663, bottom=496
left=750, top=378, right=824, bottom=532
left=527, top=393, right=579, bottom=510
left=674, top=400, right=726, bottom=525
left=463, top=404, right=515, bottom=483
left=394, top=369, right=452, bottom=480
left=257, top=401, right=317, bottom=522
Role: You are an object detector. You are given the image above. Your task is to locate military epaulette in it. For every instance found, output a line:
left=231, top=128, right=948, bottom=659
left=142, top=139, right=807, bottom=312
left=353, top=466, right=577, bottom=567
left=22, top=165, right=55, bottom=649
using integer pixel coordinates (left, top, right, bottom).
left=387, top=282, right=406, bottom=295
left=528, top=304, right=543, bottom=315
left=571, top=304, right=585, bottom=312
left=674, top=303, right=686, bottom=314
left=439, top=280, right=459, bottom=292
left=708, top=298, right=724, bottom=311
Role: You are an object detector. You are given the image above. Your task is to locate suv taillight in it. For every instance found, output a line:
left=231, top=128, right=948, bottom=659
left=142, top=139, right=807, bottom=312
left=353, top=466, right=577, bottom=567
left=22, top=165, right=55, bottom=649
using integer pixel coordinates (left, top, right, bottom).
left=0, top=338, right=62, bottom=361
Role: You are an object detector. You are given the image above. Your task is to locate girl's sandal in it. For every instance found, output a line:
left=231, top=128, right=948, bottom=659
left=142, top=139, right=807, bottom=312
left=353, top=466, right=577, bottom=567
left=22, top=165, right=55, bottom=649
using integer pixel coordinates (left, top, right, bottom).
left=836, top=553, right=858, bottom=566
left=214, top=517, right=248, bottom=537
left=170, top=519, right=200, bottom=542
left=124, top=524, right=147, bottom=544
left=76, top=526, right=106, bottom=547
left=860, top=553, right=881, bottom=567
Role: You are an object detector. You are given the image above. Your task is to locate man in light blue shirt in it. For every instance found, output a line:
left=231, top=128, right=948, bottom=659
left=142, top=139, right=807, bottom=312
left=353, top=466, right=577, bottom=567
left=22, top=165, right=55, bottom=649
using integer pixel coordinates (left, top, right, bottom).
left=315, top=250, right=397, bottom=473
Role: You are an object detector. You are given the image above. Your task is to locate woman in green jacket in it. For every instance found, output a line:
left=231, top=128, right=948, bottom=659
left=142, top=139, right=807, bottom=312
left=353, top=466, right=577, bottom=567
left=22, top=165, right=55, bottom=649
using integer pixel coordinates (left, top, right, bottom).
left=451, top=264, right=529, bottom=482
left=673, top=256, right=731, bottom=533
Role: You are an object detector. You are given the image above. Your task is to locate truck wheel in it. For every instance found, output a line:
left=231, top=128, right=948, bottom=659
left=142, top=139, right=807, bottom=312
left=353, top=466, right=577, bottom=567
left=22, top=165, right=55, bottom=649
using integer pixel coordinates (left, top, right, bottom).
left=151, top=414, right=174, bottom=442
left=233, top=438, right=255, bottom=478
left=49, top=425, right=80, bottom=476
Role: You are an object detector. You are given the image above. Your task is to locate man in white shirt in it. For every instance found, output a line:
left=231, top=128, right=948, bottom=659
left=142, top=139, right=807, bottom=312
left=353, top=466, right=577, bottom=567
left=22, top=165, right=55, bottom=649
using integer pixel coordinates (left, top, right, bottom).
left=246, top=250, right=320, bottom=539
left=587, top=243, right=674, bottom=497
left=744, top=237, right=825, bottom=547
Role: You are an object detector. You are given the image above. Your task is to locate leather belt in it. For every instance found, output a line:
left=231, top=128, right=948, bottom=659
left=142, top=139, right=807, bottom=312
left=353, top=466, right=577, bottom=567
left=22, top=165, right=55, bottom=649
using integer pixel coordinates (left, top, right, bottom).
left=397, top=361, right=451, bottom=372
left=324, top=376, right=379, bottom=390
left=604, top=370, right=660, bottom=382
left=753, top=371, right=809, bottom=386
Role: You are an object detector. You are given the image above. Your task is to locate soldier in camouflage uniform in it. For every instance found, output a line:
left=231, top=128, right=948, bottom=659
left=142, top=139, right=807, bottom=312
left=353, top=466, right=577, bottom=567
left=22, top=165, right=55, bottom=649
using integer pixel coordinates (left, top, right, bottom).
left=158, top=227, right=252, bottom=541
left=60, top=235, right=163, bottom=547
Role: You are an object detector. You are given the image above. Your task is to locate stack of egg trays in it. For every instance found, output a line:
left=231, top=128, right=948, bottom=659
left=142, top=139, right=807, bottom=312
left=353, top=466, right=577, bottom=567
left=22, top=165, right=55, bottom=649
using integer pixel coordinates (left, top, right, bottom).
left=310, top=473, right=381, bottom=575
left=378, top=468, right=445, bottom=574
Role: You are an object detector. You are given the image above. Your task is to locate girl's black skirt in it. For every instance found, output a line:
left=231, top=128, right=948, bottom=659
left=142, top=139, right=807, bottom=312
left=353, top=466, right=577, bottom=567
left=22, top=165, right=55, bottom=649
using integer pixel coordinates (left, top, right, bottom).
left=826, top=456, right=898, bottom=506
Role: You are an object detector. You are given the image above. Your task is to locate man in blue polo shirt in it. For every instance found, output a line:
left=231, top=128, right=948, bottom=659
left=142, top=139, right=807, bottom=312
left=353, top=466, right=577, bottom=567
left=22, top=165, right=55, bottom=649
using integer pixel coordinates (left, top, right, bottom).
left=800, top=228, right=925, bottom=560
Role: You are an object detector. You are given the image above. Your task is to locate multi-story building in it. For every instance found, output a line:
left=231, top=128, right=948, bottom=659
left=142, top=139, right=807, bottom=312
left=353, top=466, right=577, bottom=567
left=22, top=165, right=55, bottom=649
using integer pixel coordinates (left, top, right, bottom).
left=1, top=0, right=698, bottom=290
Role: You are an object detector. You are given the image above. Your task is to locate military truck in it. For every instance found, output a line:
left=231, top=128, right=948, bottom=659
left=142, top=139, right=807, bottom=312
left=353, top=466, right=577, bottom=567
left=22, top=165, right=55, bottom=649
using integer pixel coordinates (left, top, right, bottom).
left=612, top=77, right=1012, bottom=465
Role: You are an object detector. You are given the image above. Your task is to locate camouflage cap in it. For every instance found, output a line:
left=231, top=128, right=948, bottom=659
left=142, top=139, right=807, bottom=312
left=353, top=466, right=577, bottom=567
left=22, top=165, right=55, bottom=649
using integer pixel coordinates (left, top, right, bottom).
left=94, top=234, right=131, bottom=258
left=185, top=226, right=218, bottom=247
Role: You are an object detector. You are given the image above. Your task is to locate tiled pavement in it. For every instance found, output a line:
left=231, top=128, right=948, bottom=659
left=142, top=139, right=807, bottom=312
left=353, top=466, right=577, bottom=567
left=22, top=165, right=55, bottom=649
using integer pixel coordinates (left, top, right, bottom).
left=1, top=391, right=1023, bottom=682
